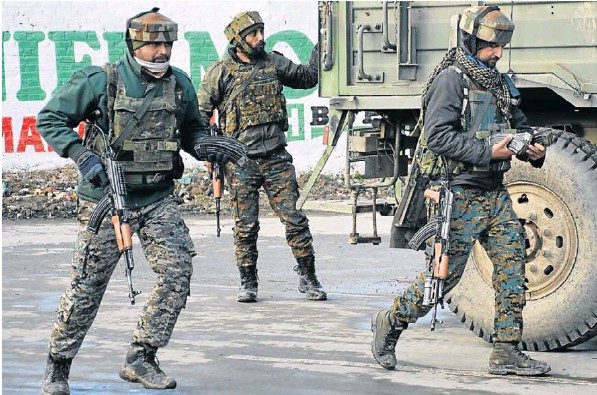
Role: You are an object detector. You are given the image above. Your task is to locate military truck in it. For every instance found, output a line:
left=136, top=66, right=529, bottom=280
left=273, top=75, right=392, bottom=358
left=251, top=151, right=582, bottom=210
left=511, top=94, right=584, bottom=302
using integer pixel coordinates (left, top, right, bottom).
left=301, top=1, right=597, bottom=351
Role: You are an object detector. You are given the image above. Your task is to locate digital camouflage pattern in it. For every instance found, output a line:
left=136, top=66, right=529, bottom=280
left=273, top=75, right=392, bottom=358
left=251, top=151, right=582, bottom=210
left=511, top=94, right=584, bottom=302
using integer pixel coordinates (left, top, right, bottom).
left=49, top=196, right=195, bottom=359
left=459, top=6, right=515, bottom=45
left=390, top=186, right=526, bottom=342
left=224, top=148, right=315, bottom=268
left=197, top=25, right=321, bottom=296
left=219, top=56, right=288, bottom=137
left=224, top=11, right=264, bottom=46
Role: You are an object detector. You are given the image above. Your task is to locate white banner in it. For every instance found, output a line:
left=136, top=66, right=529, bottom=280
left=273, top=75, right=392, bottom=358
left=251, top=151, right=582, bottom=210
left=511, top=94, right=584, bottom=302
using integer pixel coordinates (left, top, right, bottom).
left=2, top=1, right=347, bottom=173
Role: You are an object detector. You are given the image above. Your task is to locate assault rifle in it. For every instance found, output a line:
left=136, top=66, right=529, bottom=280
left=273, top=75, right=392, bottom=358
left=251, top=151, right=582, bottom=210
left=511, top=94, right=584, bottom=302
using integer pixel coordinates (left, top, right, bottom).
left=194, top=131, right=248, bottom=237
left=84, top=111, right=141, bottom=305
left=208, top=123, right=225, bottom=237
left=486, top=127, right=555, bottom=156
left=408, top=178, right=454, bottom=331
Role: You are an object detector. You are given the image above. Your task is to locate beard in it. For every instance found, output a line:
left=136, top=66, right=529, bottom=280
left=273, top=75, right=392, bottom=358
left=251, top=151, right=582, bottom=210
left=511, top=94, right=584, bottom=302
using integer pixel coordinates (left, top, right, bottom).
left=243, top=40, right=266, bottom=60
left=483, top=57, right=499, bottom=69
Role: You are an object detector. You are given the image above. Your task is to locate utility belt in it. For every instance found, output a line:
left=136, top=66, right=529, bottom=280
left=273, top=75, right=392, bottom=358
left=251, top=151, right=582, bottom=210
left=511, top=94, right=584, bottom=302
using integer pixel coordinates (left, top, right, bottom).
left=461, top=160, right=511, bottom=173
left=122, top=172, right=176, bottom=187
left=122, top=140, right=179, bottom=152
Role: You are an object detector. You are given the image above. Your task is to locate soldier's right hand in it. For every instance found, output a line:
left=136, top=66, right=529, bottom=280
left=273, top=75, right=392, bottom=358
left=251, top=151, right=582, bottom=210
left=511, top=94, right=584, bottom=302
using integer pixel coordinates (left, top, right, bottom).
left=491, top=134, right=515, bottom=160
left=75, top=149, right=109, bottom=187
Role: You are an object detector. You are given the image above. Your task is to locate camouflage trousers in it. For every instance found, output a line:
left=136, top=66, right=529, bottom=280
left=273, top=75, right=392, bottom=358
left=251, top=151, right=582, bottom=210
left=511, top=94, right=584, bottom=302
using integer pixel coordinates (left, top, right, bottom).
left=390, top=186, right=526, bottom=342
left=48, top=195, right=196, bottom=359
left=225, top=147, right=315, bottom=267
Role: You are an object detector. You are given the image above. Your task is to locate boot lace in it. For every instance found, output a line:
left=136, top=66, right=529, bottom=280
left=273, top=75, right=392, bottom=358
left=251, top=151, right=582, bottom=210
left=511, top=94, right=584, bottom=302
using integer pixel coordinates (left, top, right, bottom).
left=145, top=352, right=166, bottom=376
left=510, top=346, right=535, bottom=363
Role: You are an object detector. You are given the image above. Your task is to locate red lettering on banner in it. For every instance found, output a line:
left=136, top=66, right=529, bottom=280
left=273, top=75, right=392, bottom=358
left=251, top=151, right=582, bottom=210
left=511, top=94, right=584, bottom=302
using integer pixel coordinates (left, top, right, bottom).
left=2, top=117, right=15, bottom=153
left=16, top=116, right=46, bottom=153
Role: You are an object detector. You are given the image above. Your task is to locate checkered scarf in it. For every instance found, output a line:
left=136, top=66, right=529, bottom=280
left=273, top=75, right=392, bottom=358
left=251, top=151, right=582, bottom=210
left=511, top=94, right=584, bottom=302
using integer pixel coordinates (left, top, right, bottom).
left=421, top=47, right=512, bottom=119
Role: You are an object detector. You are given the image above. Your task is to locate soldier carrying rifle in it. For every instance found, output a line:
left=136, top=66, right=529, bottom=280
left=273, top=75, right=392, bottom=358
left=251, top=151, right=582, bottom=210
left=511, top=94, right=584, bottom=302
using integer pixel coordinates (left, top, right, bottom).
left=36, top=8, right=225, bottom=393
left=198, top=11, right=327, bottom=303
left=371, top=5, right=551, bottom=376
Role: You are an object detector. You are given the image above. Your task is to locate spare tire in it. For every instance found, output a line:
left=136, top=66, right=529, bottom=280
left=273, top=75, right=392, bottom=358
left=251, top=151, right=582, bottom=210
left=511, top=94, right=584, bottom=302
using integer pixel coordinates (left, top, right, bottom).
left=446, top=131, right=597, bottom=351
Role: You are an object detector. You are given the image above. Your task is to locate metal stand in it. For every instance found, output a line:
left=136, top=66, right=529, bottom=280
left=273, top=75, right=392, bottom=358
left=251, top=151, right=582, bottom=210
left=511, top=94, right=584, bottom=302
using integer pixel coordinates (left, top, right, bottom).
left=349, top=186, right=381, bottom=245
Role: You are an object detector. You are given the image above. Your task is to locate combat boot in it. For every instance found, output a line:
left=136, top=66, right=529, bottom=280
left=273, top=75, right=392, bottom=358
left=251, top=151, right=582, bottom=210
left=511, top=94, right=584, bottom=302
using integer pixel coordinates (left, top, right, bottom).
left=294, top=256, right=327, bottom=301
left=41, top=354, right=72, bottom=395
left=119, top=342, right=177, bottom=389
left=488, top=341, right=551, bottom=376
left=371, top=309, right=407, bottom=370
left=237, top=265, right=258, bottom=303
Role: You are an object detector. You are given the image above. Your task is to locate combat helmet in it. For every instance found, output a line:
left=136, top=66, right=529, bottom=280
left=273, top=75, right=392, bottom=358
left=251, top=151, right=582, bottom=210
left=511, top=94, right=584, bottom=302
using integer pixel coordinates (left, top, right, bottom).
left=459, top=6, right=514, bottom=53
left=126, top=7, right=178, bottom=52
left=224, top=11, right=265, bottom=55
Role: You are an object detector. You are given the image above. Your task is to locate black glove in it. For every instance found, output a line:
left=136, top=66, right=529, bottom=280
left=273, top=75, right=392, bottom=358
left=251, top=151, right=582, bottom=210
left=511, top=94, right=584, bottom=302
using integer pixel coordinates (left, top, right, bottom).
left=208, top=153, right=230, bottom=165
left=75, top=149, right=109, bottom=187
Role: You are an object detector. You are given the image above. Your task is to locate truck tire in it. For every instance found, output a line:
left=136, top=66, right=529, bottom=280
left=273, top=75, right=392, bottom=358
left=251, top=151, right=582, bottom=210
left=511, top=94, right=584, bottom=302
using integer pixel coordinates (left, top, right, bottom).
left=446, top=131, right=597, bottom=351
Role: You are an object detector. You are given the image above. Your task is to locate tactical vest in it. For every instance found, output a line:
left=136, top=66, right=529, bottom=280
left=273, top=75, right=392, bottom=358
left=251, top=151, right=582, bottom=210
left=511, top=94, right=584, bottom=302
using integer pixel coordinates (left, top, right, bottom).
left=87, top=62, right=184, bottom=191
left=218, top=55, right=288, bottom=137
left=415, top=65, right=514, bottom=179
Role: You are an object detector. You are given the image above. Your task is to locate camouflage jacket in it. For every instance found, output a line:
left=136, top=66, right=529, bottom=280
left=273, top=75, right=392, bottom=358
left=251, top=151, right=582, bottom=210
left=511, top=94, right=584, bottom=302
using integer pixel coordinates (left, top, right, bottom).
left=198, top=46, right=318, bottom=157
left=36, top=51, right=208, bottom=208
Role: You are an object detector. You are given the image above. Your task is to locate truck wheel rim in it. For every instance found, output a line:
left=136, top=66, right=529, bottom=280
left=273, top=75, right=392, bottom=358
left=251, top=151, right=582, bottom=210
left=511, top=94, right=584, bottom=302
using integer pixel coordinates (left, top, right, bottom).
left=470, top=181, right=578, bottom=300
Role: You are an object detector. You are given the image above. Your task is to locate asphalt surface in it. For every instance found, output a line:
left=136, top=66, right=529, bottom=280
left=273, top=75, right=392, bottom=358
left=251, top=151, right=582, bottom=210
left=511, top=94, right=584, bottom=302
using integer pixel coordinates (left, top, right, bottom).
left=3, top=213, right=596, bottom=394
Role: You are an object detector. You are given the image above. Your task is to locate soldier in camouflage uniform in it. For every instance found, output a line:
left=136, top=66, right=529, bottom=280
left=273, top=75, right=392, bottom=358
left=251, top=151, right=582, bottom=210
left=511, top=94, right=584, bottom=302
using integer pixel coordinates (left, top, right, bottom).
left=198, top=11, right=326, bottom=303
left=371, top=6, right=551, bottom=376
left=36, top=8, right=211, bottom=393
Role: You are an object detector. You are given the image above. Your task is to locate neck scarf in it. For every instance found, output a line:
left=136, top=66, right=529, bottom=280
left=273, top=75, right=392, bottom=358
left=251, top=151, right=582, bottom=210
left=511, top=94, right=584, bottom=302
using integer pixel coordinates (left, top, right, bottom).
left=134, top=57, right=170, bottom=77
left=421, top=47, right=512, bottom=120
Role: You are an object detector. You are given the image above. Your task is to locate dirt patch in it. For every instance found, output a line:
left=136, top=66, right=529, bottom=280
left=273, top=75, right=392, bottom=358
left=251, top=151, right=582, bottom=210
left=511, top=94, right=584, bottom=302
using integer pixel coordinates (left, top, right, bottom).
left=2, top=165, right=391, bottom=220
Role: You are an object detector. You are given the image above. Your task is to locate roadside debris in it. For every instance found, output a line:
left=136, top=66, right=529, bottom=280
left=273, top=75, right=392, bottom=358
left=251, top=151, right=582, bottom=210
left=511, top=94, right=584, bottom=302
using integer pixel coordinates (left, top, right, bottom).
left=2, top=165, right=388, bottom=220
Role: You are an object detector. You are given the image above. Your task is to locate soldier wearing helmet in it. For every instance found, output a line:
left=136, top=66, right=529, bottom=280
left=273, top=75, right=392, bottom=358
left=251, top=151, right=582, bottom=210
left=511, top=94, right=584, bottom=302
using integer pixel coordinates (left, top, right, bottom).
left=371, top=6, right=551, bottom=376
left=224, top=11, right=265, bottom=58
left=198, top=11, right=326, bottom=304
left=37, top=8, right=210, bottom=393
left=459, top=5, right=515, bottom=56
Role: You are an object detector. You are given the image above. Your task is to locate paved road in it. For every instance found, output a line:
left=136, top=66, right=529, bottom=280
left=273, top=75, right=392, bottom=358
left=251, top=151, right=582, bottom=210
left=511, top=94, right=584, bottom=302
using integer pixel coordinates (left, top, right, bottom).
left=3, top=213, right=596, bottom=394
